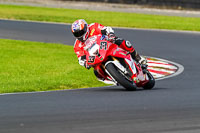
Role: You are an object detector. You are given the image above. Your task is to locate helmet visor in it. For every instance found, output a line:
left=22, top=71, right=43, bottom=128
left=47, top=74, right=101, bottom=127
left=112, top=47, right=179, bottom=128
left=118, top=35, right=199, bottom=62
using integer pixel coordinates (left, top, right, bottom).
left=73, top=24, right=87, bottom=38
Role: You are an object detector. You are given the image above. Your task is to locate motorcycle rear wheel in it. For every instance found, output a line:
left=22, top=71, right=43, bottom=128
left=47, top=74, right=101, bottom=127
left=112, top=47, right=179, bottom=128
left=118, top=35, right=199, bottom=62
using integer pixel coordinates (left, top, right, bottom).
left=143, top=71, right=155, bottom=90
left=105, top=62, right=137, bottom=91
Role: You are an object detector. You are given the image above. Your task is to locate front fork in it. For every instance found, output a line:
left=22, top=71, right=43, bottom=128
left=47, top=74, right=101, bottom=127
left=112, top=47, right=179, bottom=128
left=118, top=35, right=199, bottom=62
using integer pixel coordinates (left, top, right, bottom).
left=105, top=57, right=133, bottom=83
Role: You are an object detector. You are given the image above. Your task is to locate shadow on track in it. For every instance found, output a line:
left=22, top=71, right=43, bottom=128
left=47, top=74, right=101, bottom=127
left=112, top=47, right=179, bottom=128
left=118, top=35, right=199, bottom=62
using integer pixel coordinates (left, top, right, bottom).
left=90, top=85, right=168, bottom=92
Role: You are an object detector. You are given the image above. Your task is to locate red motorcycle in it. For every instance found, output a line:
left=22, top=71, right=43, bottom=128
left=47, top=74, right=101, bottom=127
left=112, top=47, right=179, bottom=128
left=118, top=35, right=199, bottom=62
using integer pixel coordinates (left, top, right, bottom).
left=84, top=34, right=155, bottom=91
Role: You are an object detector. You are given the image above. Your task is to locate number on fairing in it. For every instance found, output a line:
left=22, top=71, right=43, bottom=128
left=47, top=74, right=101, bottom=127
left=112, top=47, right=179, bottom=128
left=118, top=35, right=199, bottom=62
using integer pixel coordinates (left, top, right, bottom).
left=100, top=42, right=107, bottom=50
left=88, top=56, right=95, bottom=63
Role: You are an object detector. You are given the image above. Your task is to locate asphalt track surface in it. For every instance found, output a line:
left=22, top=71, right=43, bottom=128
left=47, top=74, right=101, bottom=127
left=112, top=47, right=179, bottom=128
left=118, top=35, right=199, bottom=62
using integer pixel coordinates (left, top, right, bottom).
left=0, top=20, right=200, bottom=133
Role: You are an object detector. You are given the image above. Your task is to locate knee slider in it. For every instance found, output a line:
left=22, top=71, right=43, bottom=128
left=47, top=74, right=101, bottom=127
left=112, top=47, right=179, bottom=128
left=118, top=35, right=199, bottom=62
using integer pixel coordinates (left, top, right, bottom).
left=125, top=41, right=132, bottom=48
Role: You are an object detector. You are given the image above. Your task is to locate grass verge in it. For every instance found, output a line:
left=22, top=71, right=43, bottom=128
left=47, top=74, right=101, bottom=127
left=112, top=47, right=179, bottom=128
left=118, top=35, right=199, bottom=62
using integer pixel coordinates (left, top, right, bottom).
left=0, top=4, right=200, bottom=31
left=0, top=39, right=106, bottom=93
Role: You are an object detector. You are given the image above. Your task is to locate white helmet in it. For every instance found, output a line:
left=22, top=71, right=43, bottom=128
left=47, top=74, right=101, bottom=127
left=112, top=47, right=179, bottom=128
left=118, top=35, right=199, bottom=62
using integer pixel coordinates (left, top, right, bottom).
left=71, top=19, right=89, bottom=42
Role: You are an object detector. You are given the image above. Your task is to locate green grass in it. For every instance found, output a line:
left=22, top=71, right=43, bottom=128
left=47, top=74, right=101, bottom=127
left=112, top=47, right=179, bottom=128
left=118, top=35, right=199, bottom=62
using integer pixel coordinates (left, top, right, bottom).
left=0, top=4, right=200, bottom=31
left=0, top=39, right=106, bottom=93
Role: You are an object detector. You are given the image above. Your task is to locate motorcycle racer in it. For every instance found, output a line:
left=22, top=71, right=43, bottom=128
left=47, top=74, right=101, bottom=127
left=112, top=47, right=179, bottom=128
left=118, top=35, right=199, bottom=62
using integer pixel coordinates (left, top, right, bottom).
left=71, top=19, right=147, bottom=77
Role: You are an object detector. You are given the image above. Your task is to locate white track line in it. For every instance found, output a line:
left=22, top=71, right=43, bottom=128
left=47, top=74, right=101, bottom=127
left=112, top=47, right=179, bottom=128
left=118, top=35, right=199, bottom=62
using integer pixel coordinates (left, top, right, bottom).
left=0, top=86, right=114, bottom=96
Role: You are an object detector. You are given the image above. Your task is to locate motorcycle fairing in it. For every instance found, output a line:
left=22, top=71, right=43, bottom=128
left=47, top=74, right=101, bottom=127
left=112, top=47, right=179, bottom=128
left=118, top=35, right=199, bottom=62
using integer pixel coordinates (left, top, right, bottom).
left=84, top=34, right=150, bottom=87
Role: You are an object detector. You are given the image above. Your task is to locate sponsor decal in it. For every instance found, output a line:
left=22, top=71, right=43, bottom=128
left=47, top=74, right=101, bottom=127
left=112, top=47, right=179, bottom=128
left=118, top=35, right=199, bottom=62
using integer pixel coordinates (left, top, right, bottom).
left=100, top=35, right=106, bottom=40
left=72, top=22, right=79, bottom=32
left=120, top=52, right=127, bottom=56
left=133, top=77, right=139, bottom=83
left=88, top=56, right=96, bottom=63
left=100, top=42, right=107, bottom=50
left=90, top=29, right=95, bottom=36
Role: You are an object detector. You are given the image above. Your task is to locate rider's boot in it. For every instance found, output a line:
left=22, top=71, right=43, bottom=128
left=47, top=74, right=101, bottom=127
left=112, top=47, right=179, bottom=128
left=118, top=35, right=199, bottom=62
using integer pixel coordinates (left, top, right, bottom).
left=130, top=50, right=148, bottom=73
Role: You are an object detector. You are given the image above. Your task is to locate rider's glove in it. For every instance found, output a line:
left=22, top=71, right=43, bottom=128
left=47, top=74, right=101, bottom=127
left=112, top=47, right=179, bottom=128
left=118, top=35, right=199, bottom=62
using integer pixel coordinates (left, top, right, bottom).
left=79, top=58, right=86, bottom=66
left=78, top=55, right=91, bottom=69
left=78, top=55, right=86, bottom=67
left=108, top=32, right=116, bottom=43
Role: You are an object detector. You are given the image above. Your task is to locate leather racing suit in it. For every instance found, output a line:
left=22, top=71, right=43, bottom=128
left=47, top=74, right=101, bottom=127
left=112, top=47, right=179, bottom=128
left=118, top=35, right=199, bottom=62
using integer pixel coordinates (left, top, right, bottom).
left=73, top=23, right=145, bottom=68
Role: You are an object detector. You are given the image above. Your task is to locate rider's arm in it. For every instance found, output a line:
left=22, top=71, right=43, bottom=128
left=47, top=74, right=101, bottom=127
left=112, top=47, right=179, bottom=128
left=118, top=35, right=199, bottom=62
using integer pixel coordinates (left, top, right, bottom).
left=74, top=40, right=86, bottom=67
left=98, top=24, right=115, bottom=42
left=73, top=40, right=91, bottom=69
left=101, top=26, right=114, bottom=35
left=90, top=23, right=114, bottom=36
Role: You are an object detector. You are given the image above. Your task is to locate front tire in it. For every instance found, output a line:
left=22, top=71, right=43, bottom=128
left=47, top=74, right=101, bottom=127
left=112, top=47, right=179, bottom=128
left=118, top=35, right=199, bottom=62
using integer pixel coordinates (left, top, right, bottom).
left=105, top=62, right=137, bottom=91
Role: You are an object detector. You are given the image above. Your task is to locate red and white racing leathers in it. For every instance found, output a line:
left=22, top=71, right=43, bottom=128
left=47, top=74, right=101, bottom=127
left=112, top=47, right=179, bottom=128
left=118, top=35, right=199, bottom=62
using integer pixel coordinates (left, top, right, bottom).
left=73, top=23, right=139, bottom=66
left=74, top=23, right=121, bottom=67
left=74, top=23, right=108, bottom=58
left=73, top=23, right=148, bottom=68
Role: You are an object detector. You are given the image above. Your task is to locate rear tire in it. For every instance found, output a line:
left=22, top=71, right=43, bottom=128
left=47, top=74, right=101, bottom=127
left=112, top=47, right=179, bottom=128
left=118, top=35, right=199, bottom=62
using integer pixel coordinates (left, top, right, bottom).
left=105, top=62, right=137, bottom=91
left=143, top=71, right=155, bottom=90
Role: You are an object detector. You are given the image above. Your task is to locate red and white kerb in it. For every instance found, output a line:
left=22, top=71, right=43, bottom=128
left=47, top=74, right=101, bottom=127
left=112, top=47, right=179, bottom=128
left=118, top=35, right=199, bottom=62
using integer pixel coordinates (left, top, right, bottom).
left=146, top=57, right=180, bottom=80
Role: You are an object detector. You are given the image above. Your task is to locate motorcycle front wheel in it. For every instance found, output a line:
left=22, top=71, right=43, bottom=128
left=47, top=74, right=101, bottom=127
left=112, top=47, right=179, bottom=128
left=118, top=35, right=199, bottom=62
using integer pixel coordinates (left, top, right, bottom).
left=105, top=62, right=137, bottom=91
